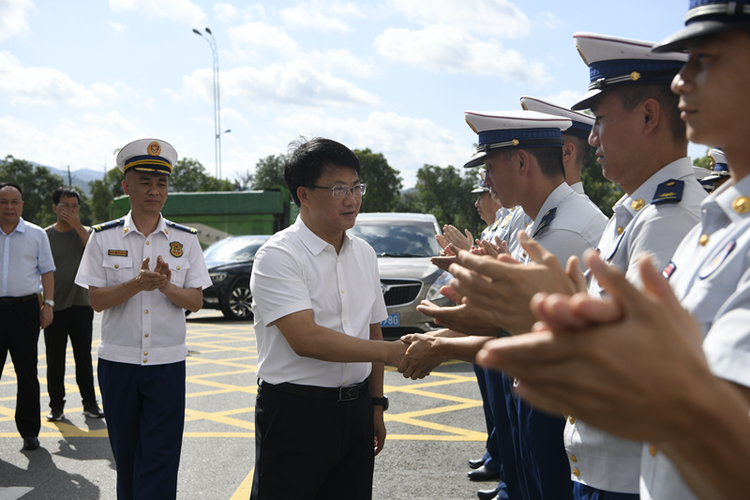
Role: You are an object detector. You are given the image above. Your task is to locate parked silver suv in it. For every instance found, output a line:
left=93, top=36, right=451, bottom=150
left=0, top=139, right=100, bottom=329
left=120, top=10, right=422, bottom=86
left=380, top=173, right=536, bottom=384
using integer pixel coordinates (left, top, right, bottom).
left=349, top=213, right=454, bottom=338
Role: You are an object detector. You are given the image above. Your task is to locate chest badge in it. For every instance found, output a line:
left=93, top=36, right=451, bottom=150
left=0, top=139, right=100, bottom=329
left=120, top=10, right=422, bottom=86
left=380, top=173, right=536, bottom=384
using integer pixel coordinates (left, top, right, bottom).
left=699, top=239, right=736, bottom=280
left=170, top=241, right=184, bottom=258
left=662, top=261, right=676, bottom=279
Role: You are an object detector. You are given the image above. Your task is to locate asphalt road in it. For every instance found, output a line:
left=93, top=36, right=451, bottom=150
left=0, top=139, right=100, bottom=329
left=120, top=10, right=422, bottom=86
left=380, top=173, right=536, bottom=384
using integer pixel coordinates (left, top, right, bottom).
left=0, top=310, right=494, bottom=500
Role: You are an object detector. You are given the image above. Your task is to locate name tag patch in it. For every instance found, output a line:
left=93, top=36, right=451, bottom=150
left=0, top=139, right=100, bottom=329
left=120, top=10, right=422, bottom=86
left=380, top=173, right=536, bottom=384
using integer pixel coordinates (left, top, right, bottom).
left=108, top=249, right=128, bottom=257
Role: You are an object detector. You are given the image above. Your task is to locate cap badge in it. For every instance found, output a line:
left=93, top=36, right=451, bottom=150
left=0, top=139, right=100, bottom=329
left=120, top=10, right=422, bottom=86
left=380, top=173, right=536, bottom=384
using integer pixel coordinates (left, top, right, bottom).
left=630, top=72, right=641, bottom=81
left=631, top=199, right=645, bottom=211
left=147, top=141, right=162, bottom=156
left=170, top=241, right=184, bottom=258
left=511, top=139, right=519, bottom=146
left=732, top=196, right=750, bottom=214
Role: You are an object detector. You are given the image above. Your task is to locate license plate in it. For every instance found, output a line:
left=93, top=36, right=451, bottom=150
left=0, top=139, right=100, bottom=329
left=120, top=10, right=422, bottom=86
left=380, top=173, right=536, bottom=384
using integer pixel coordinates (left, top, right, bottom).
left=381, top=313, right=400, bottom=327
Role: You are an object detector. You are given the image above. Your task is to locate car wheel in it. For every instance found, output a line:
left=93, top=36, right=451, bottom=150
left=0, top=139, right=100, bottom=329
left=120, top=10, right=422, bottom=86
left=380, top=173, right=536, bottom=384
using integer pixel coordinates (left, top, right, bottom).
left=221, top=278, right=253, bottom=320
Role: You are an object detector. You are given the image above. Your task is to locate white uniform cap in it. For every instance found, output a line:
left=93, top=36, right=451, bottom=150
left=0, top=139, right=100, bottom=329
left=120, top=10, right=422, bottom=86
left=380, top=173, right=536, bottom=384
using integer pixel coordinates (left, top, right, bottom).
left=520, top=96, right=594, bottom=139
left=116, top=138, right=178, bottom=176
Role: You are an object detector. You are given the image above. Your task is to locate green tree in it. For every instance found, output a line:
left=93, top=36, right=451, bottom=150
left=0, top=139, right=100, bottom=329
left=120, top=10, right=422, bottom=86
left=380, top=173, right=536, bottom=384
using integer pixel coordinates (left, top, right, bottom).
left=253, top=155, right=286, bottom=189
left=693, top=148, right=712, bottom=171
left=88, top=167, right=125, bottom=223
left=169, top=158, right=233, bottom=193
left=354, top=148, right=403, bottom=213
left=411, top=164, right=484, bottom=236
left=580, top=148, right=624, bottom=218
left=0, top=155, right=64, bottom=227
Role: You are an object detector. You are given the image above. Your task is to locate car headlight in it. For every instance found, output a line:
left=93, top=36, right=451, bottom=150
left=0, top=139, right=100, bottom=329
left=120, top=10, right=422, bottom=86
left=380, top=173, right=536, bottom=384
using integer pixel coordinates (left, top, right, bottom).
left=425, top=270, right=453, bottom=301
left=209, top=272, right=227, bottom=283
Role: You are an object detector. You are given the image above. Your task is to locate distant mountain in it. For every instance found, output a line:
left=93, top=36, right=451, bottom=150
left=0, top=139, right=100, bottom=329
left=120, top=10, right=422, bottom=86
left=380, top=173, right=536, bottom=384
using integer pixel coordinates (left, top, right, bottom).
left=44, top=166, right=106, bottom=197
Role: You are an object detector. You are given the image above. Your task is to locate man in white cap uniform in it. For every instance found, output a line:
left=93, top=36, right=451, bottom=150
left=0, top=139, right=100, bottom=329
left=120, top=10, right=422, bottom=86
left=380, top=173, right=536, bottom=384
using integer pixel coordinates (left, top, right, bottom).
left=75, top=138, right=211, bottom=500
left=699, top=148, right=731, bottom=192
left=559, top=33, right=707, bottom=500
left=400, top=109, right=607, bottom=500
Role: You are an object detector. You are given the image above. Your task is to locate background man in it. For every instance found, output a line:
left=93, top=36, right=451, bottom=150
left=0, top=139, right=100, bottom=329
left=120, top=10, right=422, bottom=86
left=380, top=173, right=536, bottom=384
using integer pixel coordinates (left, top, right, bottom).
left=250, top=137, right=405, bottom=500
left=44, top=186, right=104, bottom=422
left=0, top=182, right=55, bottom=451
left=75, top=138, right=211, bottom=499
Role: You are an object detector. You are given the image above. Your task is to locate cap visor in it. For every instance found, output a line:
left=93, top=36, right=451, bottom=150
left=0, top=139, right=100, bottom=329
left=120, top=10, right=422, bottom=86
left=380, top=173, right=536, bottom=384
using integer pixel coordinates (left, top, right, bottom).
left=464, top=151, right=487, bottom=169
left=653, top=20, right=750, bottom=53
left=571, top=89, right=602, bottom=111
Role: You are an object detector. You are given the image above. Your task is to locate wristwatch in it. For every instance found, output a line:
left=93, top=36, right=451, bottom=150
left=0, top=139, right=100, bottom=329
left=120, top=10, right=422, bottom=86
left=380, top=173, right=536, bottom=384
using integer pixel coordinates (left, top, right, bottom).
left=43, top=299, right=55, bottom=307
left=372, top=395, right=389, bottom=411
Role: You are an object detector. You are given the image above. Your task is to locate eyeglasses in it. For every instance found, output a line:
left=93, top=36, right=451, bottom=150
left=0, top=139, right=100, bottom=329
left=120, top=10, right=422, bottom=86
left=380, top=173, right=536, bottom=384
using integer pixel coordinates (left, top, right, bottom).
left=310, top=184, right=367, bottom=198
left=56, top=203, right=79, bottom=209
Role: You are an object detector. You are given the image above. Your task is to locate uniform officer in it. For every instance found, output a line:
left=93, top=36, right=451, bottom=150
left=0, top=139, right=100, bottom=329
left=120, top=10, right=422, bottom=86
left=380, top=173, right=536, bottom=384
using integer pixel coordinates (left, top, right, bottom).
left=75, top=138, right=211, bottom=499
left=401, top=109, right=607, bottom=500
left=699, top=148, right=731, bottom=193
left=557, top=32, right=708, bottom=500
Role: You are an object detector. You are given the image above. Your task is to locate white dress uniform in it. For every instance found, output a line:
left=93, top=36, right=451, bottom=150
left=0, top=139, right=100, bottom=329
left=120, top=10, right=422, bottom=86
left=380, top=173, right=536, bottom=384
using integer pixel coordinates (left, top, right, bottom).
left=513, top=182, right=607, bottom=266
left=75, top=212, right=211, bottom=365
left=481, top=208, right=507, bottom=243
left=639, top=175, right=750, bottom=500
left=564, top=157, right=706, bottom=493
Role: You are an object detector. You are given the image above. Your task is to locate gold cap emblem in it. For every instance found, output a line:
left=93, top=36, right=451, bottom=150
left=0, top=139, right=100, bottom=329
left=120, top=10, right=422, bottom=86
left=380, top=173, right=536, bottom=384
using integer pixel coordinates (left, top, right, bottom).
left=147, top=141, right=161, bottom=156
left=732, top=196, right=750, bottom=214
left=512, top=139, right=519, bottom=146
left=631, top=198, right=645, bottom=211
left=630, top=72, right=641, bottom=81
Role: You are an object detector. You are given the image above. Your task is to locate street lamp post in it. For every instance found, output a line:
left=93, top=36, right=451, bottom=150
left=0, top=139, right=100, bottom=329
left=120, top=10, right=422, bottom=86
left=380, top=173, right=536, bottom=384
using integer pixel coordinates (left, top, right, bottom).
left=193, top=27, right=223, bottom=179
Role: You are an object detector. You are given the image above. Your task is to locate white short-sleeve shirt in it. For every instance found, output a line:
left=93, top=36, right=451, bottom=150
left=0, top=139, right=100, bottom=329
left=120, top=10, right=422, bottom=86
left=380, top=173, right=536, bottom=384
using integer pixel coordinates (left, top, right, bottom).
left=250, top=216, right=388, bottom=387
left=565, top=157, right=706, bottom=494
left=75, top=212, right=211, bottom=366
left=640, top=174, right=750, bottom=500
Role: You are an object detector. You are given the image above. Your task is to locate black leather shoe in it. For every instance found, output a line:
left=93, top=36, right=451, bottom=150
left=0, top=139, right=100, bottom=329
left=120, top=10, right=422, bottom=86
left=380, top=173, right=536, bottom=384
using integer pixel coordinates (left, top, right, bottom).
left=468, top=458, right=485, bottom=469
left=478, top=488, right=500, bottom=500
left=22, top=437, right=39, bottom=451
left=468, top=465, right=501, bottom=481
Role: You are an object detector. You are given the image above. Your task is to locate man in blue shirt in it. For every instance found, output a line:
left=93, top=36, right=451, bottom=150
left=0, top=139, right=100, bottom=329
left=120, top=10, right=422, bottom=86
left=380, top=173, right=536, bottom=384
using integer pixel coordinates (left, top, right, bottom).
left=0, top=182, right=56, bottom=451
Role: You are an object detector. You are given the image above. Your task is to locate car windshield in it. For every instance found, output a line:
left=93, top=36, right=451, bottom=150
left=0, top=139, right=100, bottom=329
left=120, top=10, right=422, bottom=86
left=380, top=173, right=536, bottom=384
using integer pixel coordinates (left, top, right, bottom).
left=350, top=221, right=442, bottom=257
left=203, top=236, right=270, bottom=262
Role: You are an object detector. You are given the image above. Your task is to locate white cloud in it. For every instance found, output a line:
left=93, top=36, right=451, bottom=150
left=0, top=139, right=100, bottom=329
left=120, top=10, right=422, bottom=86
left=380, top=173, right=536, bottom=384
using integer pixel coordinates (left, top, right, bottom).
left=173, top=60, right=381, bottom=108
left=280, top=0, right=365, bottom=32
left=307, top=49, right=375, bottom=78
left=275, top=111, right=472, bottom=186
left=0, top=51, right=101, bottom=107
left=541, top=90, right=584, bottom=109
left=0, top=0, right=35, bottom=42
left=109, top=0, right=206, bottom=27
left=227, top=21, right=299, bottom=61
left=220, top=107, right=250, bottom=128
left=109, top=21, right=124, bottom=32
left=388, top=0, right=530, bottom=38
left=375, top=26, right=548, bottom=85
left=0, top=116, right=128, bottom=171
left=215, top=2, right=266, bottom=24
left=536, top=11, right=563, bottom=30
left=81, top=111, right=137, bottom=132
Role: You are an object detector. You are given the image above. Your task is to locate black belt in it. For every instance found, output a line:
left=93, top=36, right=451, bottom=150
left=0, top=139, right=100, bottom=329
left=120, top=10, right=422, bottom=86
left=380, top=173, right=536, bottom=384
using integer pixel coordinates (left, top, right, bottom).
left=261, top=378, right=369, bottom=402
left=0, top=294, right=38, bottom=307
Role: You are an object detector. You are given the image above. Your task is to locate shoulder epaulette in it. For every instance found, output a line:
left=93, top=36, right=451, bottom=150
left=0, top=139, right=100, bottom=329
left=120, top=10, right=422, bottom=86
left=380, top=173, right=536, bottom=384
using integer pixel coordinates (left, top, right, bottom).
left=490, top=218, right=502, bottom=231
left=652, top=179, right=684, bottom=205
left=500, top=213, right=513, bottom=228
left=533, top=207, right=557, bottom=238
left=92, top=219, right=125, bottom=232
left=165, top=220, right=198, bottom=234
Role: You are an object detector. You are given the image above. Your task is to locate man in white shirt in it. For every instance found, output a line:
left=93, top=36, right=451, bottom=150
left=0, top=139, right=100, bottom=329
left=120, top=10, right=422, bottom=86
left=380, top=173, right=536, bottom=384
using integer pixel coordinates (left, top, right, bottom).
left=75, top=138, right=211, bottom=500
left=249, top=137, right=406, bottom=500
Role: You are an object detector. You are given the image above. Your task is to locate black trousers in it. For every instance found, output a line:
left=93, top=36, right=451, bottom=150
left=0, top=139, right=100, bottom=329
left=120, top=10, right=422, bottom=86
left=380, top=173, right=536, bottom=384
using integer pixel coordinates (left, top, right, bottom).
left=251, top=382, right=375, bottom=500
left=43, top=305, right=96, bottom=409
left=0, top=299, right=41, bottom=437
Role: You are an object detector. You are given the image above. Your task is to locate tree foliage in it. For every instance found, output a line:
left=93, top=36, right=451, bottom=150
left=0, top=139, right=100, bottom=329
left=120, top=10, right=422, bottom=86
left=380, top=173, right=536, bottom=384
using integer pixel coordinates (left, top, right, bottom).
left=0, top=155, right=66, bottom=227
left=693, top=148, right=712, bottom=171
left=253, top=155, right=286, bottom=190
left=88, top=167, right=125, bottom=223
left=355, top=148, right=403, bottom=213
left=580, top=148, right=624, bottom=218
left=399, top=164, right=484, bottom=236
left=169, top=158, right=233, bottom=193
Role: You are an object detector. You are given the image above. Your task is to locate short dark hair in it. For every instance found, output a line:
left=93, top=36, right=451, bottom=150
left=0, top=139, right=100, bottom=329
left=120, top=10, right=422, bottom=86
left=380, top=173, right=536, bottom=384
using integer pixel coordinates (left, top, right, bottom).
left=0, top=182, right=23, bottom=198
left=495, top=147, right=565, bottom=180
left=53, top=187, right=81, bottom=205
left=284, top=137, right=361, bottom=206
left=610, top=84, right=686, bottom=145
left=563, top=134, right=591, bottom=165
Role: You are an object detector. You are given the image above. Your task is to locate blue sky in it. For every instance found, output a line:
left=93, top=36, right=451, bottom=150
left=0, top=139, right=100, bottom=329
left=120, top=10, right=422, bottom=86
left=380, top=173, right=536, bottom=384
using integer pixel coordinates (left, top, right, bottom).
left=0, top=0, right=700, bottom=189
